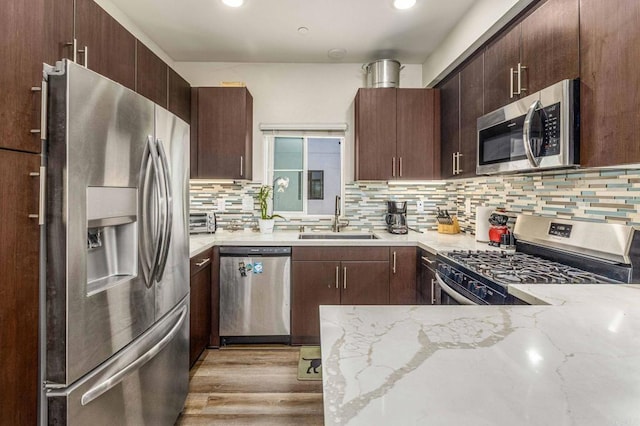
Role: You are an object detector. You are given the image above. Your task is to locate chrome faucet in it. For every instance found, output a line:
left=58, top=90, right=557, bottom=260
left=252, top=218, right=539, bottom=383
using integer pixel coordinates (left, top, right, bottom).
left=332, top=195, right=349, bottom=232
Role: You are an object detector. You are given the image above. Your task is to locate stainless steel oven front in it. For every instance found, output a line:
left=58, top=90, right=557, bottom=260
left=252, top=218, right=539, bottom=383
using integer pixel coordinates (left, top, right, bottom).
left=477, top=79, right=579, bottom=175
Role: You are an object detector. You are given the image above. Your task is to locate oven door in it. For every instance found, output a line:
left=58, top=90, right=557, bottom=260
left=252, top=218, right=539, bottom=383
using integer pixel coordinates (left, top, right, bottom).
left=435, top=273, right=478, bottom=305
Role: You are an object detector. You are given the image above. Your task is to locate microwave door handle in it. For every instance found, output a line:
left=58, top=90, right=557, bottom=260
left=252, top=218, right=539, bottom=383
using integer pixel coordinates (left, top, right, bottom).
left=523, top=100, right=542, bottom=168
left=435, top=273, right=478, bottom=305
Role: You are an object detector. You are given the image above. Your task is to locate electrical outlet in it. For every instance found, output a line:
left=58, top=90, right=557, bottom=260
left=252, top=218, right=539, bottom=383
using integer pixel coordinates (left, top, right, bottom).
left=465, top=198, right=472, bottom=215
left=416, top=199, right=424, bottom=213
left=242, top=196, right=253, bottom=211
left=217, top=198, right=226, bottom=212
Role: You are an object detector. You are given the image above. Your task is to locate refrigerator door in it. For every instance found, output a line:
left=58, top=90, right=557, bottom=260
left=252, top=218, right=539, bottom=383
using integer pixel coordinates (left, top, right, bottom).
left=46, top=60, right=156, bottom=386
left=46, top=297, right=189, bottom=426
left=153, top=106, right=190, bottom=320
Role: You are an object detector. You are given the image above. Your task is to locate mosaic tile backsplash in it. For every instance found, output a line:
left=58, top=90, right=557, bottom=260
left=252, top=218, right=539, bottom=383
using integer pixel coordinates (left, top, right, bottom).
left=190, top=167, right=640, bottom=234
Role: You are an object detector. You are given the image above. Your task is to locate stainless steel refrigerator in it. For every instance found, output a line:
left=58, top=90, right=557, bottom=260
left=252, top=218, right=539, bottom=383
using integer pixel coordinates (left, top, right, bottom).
left=42, top=60, right=190, bottom=425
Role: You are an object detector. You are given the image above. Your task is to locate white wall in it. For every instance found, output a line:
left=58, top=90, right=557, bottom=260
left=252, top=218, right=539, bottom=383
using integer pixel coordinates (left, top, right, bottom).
left=422, top=0, right=536, bottom=87
left=175, top=62, right=423, bottom=182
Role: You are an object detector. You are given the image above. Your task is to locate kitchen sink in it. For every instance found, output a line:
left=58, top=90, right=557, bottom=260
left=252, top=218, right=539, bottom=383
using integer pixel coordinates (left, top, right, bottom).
left=298, top=233, right=379, bottom=240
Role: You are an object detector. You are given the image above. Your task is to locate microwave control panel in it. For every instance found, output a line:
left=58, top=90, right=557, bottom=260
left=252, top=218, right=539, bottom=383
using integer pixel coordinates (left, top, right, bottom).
left=538, top=102, right=561, bottom=157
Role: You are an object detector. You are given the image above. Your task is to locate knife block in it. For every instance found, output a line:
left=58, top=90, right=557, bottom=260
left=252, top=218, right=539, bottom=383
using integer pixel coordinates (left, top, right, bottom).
left=437, top=216, right=460, bottom=234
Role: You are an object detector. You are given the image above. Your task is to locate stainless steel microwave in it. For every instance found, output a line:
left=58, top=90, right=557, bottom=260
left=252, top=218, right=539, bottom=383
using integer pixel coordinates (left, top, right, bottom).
left=476, top=79, right=579, bottom=175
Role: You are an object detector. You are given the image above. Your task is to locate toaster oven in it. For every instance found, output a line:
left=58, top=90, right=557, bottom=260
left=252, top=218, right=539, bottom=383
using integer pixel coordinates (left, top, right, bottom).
left=189, top=211, right=217, bottom=234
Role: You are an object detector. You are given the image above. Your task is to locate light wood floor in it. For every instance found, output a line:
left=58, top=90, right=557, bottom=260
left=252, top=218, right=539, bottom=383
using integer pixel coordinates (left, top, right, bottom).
left=176, top=346, right=324, bottom=425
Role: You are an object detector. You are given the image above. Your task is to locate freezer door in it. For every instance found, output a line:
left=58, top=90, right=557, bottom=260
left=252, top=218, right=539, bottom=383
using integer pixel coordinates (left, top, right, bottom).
left=219, top=256, right=291, bottom=336
left=46, top=61, right=156, bottom=386
left=153, top=106, right=190, bottom=319
left=46, top=297, right=189, bottom=426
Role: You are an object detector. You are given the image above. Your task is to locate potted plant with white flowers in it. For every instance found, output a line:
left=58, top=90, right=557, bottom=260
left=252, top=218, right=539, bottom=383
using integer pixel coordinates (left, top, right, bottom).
left=256, top=185, right=284, bottom=233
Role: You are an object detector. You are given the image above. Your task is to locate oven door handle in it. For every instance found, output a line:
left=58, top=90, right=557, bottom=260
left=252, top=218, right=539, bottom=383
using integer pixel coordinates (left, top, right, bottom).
left=523, top=99, right=542, bottom=168
left=435, top=273, right=478, bottom=305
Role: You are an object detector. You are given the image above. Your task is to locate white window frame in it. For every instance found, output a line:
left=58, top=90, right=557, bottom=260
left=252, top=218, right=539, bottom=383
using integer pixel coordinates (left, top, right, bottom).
left=264, top=134, right=345, bottom=218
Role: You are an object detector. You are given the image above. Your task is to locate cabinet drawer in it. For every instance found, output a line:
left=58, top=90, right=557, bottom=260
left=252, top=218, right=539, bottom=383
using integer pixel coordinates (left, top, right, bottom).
left=292, top=246, right=389, bottom=262
left=190, top=248, right=213, bottom=276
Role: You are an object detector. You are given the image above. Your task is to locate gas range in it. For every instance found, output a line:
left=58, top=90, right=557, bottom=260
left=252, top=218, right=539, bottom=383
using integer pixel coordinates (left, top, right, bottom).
left=435, top=215, right=640, bottom=305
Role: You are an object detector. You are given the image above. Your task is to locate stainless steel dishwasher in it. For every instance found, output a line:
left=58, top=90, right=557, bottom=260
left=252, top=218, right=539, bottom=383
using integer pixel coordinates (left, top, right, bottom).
left=219, top=246, right=291, bottom=344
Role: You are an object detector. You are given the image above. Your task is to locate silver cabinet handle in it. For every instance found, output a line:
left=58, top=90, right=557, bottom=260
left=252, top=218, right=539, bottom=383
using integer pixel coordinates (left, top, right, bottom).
left=431, top=278, right=436, bottom=305
left=81, top=305, right=187, bottom=406
left=399, top=157, right=403, bottom=177
left=392, top=251, right=397, bottom=274
left=452, top=153, right=456, bottom=175
left=30, top=78, right=47, bottom=139
left=240, top=155, right=244, bottom=177
left=65, top=39, right=77, bottom=62
left=343, top=267, right=347, bottom=290
left=78, top=45, right=88, bottom=68
left=335, top=266, right=339, bottom=289
left=523, top=100, right=542, bottom=168
left=421, top=256, right=434, bottom=265
left=392, top=157, right=396, bottom=177
left=195, top=258, right=210, bottom=267
left=509, top=67, right=515, bottom=98
left=28, top=167, right=46, bottom=225
left=456, top=152, right=462, bottom=174
left=517, top=63, right=527, bottom=95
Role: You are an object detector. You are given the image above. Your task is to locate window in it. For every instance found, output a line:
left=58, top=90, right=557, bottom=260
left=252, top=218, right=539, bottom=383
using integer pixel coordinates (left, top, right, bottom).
left=265, top=135, right=343, bottom=216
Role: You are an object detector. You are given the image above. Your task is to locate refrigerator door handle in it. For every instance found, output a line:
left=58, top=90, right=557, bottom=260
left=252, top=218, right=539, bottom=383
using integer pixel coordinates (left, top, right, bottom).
left=154, top=138, right=173, bottom=282
left=149, top=137, right=168, bottom=285
left=141, top=136, right=166, bottom=287
left=80, top=304, right=188, bottom=406
left=139, top=136, right=154, bottom=286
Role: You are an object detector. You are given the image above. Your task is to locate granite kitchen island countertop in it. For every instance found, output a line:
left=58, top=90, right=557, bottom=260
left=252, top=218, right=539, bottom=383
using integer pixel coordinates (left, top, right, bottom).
left=320, top=298, right=640, bottom=425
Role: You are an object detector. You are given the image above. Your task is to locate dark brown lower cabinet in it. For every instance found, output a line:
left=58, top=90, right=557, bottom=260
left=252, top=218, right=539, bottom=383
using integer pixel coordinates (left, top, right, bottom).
left=389, top=247, right=417, bottom=304
left=190, top=248, right=212, bottom=366
left=291, top=247, right=390, bottom=345
left=418, top=249, right=438, bottom=305
left=291, top=261, right=341, bottom=345
left=0, top=150, right=41, bottom=425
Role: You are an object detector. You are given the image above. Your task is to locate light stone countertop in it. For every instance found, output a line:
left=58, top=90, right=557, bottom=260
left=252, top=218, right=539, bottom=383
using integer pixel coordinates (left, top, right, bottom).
left=189, top=229, right=497, bottom=258
left=319, top=301, right=640, bottom=426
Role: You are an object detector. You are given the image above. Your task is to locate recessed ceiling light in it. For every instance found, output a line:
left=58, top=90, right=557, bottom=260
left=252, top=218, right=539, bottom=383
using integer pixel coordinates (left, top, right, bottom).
left=328, top=48, right=347, bottom=60
left=222, top=0, right=244, bottom=7
left=393, top=0, right=416, bottom=10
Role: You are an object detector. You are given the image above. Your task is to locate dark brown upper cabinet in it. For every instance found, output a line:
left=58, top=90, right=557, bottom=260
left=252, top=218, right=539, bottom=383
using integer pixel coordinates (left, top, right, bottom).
left=440, top=53, right=484, bottom=179
left=484, top=0, right=579, bottom=113
left=580, top=0, right=640, bottom=167
left=355, top=88, right=440, bottom=181
left=136, top=42, right=168, bottom=107
left=1, top=0, right=45, bottom=153
left=44, top=0, right=74, bottom=65
left=75, top=0, right=136, bottom=90
left=191, top=87, right=253, bottom=180
left=168, top=68, right=191, bottom=124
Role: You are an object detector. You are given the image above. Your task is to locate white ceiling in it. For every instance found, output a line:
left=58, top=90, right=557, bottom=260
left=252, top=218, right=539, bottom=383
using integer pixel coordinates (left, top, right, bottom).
left=107, top=0, right=477, bottom=64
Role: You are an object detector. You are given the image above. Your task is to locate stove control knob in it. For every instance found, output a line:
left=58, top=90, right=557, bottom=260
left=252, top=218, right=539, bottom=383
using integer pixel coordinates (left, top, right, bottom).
left=454, top=272, right=463, bottom=284
left=477, top=285, right=488, bottom=299
left=469, top=281, right=477, bottom=294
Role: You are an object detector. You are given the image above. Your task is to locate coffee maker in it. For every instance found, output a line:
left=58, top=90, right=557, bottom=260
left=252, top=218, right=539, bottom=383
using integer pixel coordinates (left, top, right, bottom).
left=386, top=201, right=408, bottom=234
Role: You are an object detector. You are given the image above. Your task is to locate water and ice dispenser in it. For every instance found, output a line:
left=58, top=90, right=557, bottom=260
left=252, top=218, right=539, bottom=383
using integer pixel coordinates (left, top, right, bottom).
left=86, top=187, right=138, bottom=295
